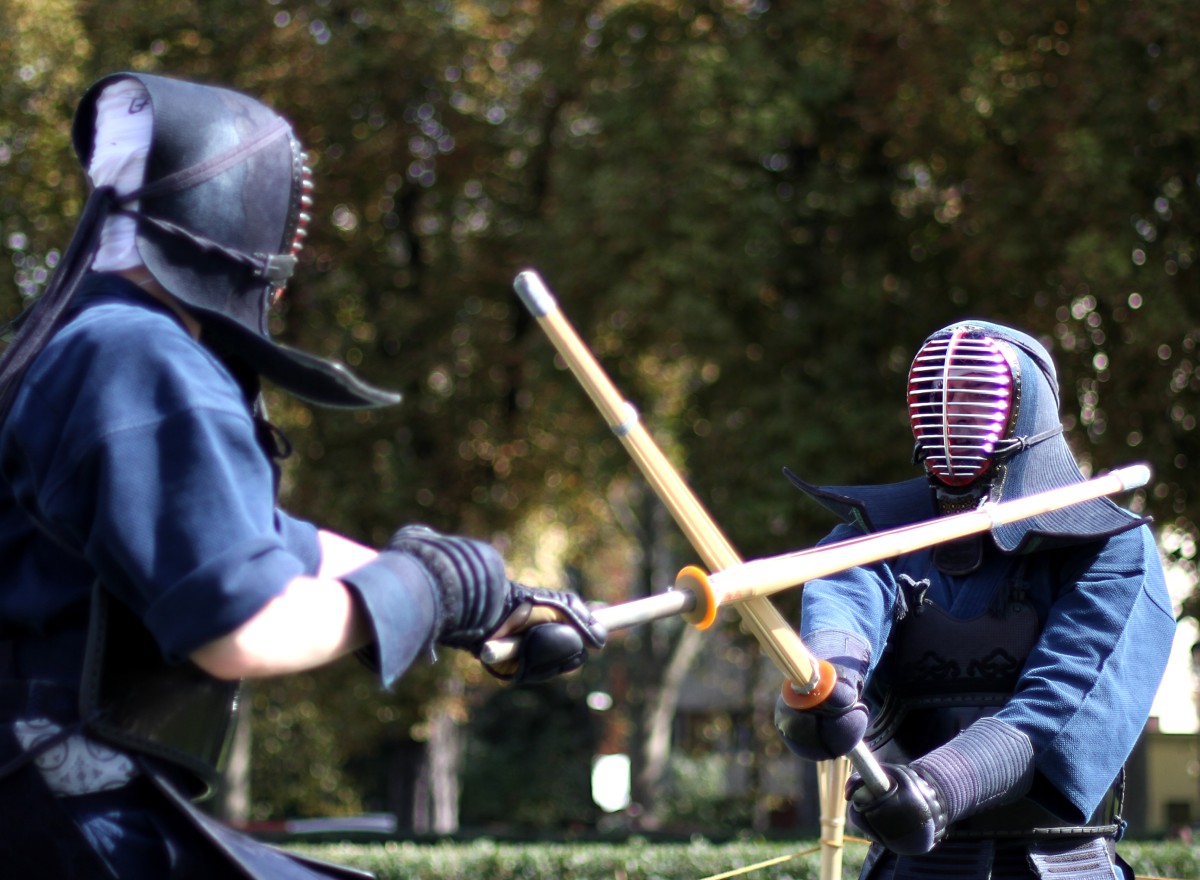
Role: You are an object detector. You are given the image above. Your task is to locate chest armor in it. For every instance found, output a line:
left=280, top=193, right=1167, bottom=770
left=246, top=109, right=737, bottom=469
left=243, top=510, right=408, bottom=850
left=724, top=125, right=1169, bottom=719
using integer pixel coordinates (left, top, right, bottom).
left=865, top=572, right=1040, bottom=761
left=865, top=565, right=1124, bottom=841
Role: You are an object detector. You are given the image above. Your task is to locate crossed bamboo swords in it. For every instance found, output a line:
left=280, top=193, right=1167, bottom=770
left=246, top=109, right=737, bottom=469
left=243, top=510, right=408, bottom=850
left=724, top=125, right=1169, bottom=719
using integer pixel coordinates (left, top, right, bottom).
left=483, top=269, right=1150, bottom=875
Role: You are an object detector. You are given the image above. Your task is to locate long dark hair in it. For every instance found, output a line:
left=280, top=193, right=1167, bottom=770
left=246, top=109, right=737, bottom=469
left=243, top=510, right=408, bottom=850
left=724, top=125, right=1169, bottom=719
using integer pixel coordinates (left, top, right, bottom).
left=0, top=186, right=116, bottom=421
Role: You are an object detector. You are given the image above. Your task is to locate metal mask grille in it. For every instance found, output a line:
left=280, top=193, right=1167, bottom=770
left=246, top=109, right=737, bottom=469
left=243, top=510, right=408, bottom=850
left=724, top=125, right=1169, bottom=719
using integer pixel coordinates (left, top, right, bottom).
left=908, top=328, right=1017, bottom=486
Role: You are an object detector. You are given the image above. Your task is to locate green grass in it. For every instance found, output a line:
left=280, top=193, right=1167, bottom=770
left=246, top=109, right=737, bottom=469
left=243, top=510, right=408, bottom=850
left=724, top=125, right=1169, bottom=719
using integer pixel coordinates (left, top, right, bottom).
left=281, top=837, right=1200, bottom=880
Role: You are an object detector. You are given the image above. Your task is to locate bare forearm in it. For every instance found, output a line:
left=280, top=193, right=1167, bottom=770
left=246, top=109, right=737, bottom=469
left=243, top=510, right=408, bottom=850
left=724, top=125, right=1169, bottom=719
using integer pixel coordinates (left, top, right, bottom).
left=190, top=530, right=377, bottom=680
left=190, top=574, right=371, bottom=679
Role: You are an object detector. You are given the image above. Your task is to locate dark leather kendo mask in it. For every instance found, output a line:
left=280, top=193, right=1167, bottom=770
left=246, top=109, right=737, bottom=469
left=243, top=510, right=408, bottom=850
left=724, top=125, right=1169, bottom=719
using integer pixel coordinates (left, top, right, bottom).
left=907, top=321, right=1142, bottom=571
left=780, top=322, right=1145, bottom=573
left=69, top=72, right=400, bottom=409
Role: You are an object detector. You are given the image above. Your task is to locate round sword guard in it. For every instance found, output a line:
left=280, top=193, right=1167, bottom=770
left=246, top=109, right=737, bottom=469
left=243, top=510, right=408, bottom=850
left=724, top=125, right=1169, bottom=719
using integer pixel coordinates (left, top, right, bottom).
left=778, top=658, right=838, bottom=710
left=674, top=565, right=719, bottom=630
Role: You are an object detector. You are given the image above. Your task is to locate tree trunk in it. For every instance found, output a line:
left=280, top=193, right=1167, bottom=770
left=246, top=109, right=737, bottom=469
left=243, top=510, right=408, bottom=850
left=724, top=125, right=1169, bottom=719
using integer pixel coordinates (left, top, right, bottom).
left=636, top=624, right=705, bottom=826
left=748, top=641, right=772, bottom=834
left=212, top=683, right=252, bottom=823
left=428, top=681, right=463, bottom=834
left=624, top=484, right=709, bottom=827
left=387, top=740, right=425, bottom=831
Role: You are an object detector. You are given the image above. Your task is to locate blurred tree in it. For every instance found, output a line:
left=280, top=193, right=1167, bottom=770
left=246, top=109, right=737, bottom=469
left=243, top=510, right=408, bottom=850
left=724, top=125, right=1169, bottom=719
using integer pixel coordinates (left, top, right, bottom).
left=459, top=680, right=599, bottom=830
left=0, top=0, right=91, bottom=311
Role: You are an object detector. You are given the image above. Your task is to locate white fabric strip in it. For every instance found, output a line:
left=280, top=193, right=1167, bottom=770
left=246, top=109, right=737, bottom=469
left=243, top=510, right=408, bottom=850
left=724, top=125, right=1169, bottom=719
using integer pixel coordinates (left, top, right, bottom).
left=89, top=78, right=153, bottom=272
left=13, top=718, right=138, bottom=797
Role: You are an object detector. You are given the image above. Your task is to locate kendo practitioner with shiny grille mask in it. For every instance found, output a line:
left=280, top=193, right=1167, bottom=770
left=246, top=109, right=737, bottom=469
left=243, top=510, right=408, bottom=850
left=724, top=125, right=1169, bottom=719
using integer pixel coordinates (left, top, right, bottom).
left=0, top=73, right=605, bottom=879
left=774, top=323, right=1174, bottom=880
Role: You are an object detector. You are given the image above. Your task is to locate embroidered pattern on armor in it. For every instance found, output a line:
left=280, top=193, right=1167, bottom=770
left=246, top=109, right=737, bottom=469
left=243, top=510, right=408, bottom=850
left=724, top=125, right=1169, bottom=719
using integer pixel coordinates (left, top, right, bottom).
left=966, top=649, right=1025, bottom=682
left=902, top=651, right=962, bottom=686
left=899, top=647, right=1025, bottom=690
left=13, top=717, right=138, bottom=797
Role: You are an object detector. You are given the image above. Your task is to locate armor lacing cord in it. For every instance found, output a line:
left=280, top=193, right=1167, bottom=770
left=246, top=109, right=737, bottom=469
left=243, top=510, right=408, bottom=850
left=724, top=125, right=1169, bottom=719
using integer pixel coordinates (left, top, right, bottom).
left=912, top=424, right=1063, bottom=469
left=989, top=424, right=1064, bottom=460
left=112, top=208, right=298, bottom=284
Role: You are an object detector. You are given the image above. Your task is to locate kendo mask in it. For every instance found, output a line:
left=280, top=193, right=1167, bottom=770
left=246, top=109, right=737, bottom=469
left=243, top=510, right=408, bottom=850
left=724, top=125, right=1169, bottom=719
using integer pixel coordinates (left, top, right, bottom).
left=782, top=321, right=1144, bottom=568
left=908, top=325, right=1034, bottom=512
left=909, top=321, right=1142, bottom=556
left=65, top=72, right=400, bottom=409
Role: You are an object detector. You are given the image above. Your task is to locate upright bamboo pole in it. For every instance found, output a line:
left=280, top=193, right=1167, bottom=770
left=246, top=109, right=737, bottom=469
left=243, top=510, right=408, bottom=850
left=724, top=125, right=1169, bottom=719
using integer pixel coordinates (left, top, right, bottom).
left=817, top=757, right=851, bottom=880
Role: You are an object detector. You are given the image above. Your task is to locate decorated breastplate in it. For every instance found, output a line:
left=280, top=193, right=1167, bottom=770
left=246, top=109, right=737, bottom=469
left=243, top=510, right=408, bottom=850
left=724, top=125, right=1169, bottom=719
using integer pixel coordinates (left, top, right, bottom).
left=864, top=569, right=1126, bottom=842
left=865, top=573, right=1040, bottom=762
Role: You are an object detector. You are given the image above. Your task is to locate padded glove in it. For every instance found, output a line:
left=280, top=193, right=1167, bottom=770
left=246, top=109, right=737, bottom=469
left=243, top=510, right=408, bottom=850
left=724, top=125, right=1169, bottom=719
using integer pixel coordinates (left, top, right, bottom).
left=847, top=762, right=948, bottom=855
left=773, top=630, right=871, bottom=762
left=342, top=526, right=605, bottom=688
left=382, top=525, right=514, bottom=649
left=847, top=717, right=1035, bottom=855
left=489, top=582, right=607, bottom=685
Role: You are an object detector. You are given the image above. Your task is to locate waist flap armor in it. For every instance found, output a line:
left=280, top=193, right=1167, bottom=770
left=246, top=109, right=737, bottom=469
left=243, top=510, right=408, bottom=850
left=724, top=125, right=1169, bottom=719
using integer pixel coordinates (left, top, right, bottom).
left=866, top=572, right=1123, bottom=840
left=80, top=583, right=240, bottom=800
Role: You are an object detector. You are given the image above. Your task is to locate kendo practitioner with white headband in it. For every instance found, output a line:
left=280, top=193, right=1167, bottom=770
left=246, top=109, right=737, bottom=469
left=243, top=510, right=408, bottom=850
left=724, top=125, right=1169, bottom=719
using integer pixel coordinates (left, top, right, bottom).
left=773, top=322, right=1174, bottom=879
left=0, top=72, right=605, bottom=878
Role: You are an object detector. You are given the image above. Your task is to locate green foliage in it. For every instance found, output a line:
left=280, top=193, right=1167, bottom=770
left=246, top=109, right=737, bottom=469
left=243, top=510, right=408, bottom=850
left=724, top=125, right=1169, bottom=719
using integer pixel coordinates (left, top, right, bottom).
left=655, top=753, right=755, bottom=831
left=459, top=682, right=599, bottom=829
left=247, top=672, right=365, bottom=820
left=8, top=0, right=1199, bottom=554
left=248, top=655, right=465, bottom=820
left=292, top=838, right=860, bottom=880
left=1117, top=839, right=1200, bottom=880
left=0, top=0, right=91, bottom=310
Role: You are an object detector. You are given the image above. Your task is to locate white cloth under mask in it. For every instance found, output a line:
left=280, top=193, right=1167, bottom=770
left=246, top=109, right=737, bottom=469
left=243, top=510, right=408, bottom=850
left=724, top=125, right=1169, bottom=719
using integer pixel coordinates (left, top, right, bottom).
left=89, top=79, right=153, bottom=272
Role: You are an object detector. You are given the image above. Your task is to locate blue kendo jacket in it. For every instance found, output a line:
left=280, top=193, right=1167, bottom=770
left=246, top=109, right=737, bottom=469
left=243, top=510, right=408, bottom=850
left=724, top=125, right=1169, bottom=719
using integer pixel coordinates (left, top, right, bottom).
left=0, top=273, right=322, bottom=688
left=798, top=513, right=1175, bottom=824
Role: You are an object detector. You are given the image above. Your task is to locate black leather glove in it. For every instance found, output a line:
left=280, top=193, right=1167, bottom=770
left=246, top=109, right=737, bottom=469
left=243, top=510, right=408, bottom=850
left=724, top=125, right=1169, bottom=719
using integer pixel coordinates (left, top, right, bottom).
left=773, top=630, right=871, bottom=762
left=847, top=762, right=948, bottom=855
left=382, top=525, right=514, bottom=649
left=343, top=526, right=605, bottom=688
left=846, top=717, right=1035, bottom=856
left=489, top=582, right=607, bottom=685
